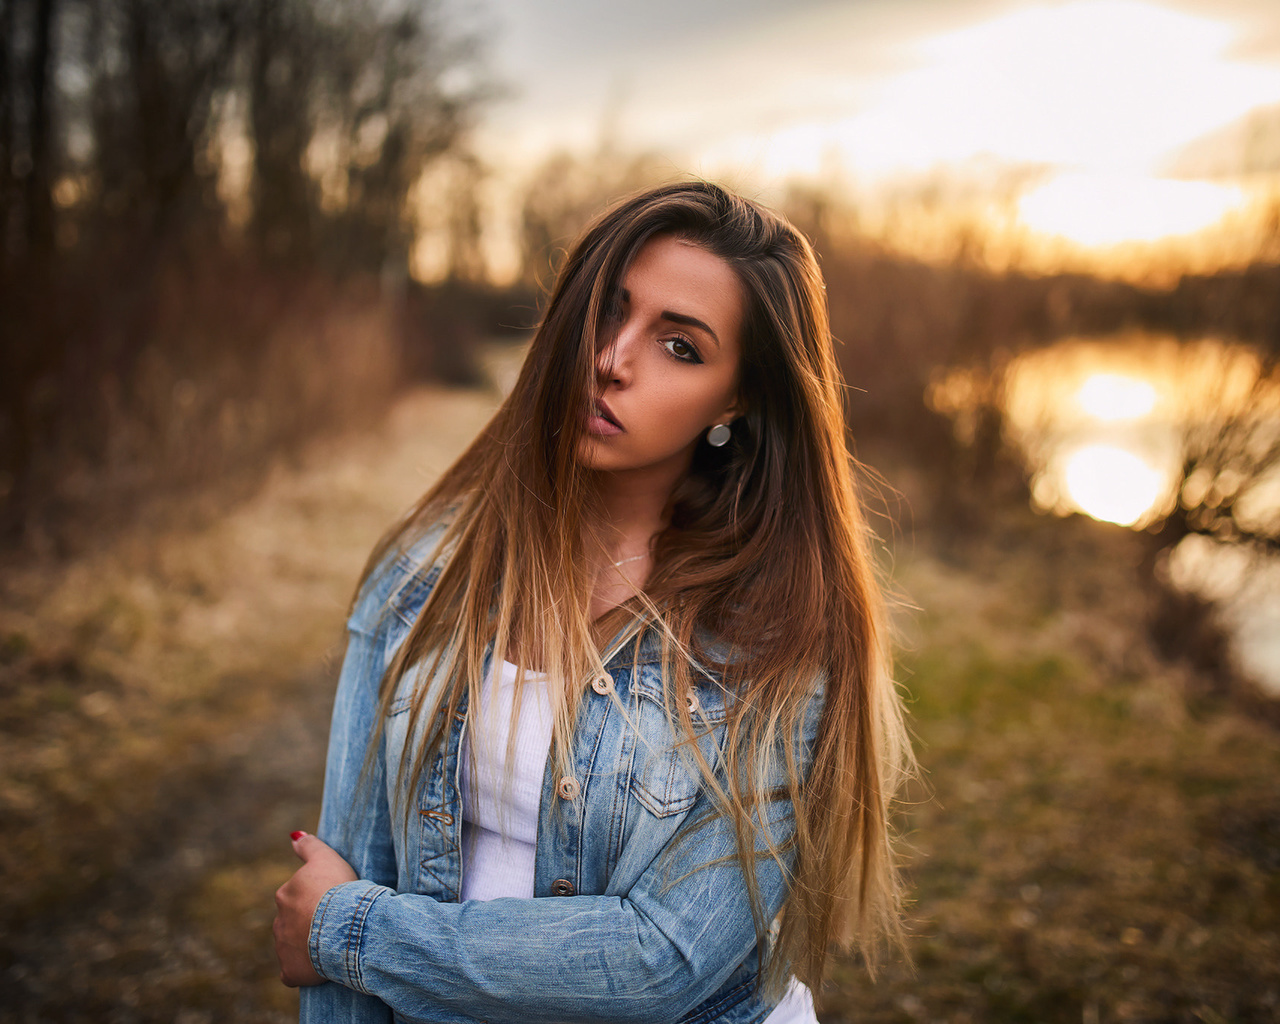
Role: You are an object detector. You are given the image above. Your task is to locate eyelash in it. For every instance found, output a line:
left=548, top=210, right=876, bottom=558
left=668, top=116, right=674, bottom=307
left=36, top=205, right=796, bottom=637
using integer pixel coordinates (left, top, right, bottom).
left=602, top=294, right=702, bottom=364
left=662, top=336, right=702, bottom=364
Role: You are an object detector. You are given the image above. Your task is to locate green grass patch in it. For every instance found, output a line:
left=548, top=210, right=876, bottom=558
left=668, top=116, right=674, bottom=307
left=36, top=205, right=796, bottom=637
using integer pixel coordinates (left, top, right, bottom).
left=823, top=541, right=1280, bottom=1023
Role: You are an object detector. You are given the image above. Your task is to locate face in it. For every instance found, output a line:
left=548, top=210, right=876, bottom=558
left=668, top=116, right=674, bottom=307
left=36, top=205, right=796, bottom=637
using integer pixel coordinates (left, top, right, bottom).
left=578, top=234, right=745, bottom=484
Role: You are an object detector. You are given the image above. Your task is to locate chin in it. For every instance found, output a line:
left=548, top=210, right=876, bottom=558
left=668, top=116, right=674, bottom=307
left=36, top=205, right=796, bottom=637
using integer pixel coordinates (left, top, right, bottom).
left=574, top=439, right=613, bottom=472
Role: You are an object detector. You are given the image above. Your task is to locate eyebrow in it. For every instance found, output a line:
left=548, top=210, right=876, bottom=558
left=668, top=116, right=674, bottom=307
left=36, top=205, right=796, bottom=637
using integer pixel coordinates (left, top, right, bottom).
left=618, top=288, right=721, bottom=348
left=662, top=310, right=720, bottom=347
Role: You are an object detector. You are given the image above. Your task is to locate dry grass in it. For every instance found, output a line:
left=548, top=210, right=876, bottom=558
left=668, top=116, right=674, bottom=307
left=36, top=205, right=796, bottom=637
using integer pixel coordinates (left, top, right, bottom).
left=820, top=513, right=1280, bottom=1024
left=0, top=375, right=506, bottom=1021
left=1, top=359, right=1276, bottom=1021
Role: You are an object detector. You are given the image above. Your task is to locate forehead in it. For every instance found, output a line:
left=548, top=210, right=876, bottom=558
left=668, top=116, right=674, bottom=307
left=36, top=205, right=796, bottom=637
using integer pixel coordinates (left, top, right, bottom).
left=621, top=235, right=745, bottom=336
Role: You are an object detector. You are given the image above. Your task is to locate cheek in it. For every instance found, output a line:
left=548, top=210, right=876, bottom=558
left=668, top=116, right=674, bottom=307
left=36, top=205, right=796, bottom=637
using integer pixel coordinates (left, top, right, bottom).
left=641, top=385, right=723, bottom=443
left=649, top=365, right=735, bottom=423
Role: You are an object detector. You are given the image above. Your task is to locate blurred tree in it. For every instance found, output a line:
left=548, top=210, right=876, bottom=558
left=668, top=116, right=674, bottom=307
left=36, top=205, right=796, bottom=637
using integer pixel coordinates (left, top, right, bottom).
left=0, top=0, right=59, bottom=271
left=81, top=0, right=240, bottom=247
left=0, top=1, right=10, bottom=262
left=246, top=0, right=317, bottom=261
left=1158, top=349, right=1280, bottom=556
left=25, top=0, right=56, bottom=261
left=302, top=0, right=485, bottom=273
left=1, top=0, right=67, bottom=518
left=439, top=151, right=486, bottom=284
left=0, top=0, right=490, bottom=541
left=518, top=147, right=666, bottom=290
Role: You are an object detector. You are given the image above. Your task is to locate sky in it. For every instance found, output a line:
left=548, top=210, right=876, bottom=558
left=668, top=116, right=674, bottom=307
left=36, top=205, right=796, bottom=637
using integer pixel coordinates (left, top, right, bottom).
left=465, top=0, right=1280, bottom=190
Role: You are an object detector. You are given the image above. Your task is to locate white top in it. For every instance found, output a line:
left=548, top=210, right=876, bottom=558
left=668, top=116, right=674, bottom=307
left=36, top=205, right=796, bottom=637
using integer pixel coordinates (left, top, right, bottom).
left=458, top=658, right=818, bottom=1024
left=459, top=658, right=554, bottom=903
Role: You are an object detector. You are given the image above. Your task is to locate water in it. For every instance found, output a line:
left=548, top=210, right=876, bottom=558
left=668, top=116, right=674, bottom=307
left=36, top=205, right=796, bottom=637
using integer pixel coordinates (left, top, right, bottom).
left=931, top=331, right=1280, bottom=695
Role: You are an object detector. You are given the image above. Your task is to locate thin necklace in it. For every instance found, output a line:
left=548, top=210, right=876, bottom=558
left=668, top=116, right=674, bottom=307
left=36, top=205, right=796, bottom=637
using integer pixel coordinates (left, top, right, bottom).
left=612, top=553, right=646, bottom=568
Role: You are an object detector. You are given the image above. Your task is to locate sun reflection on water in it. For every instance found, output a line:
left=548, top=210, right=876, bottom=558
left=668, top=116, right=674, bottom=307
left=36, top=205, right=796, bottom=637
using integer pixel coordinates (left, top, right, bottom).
left=1054, top=373, right=1168, bottom=524
left=969, top=333, right=1280, bottom=533
left=976, top=333, right=1280, bottom=695
left=1061, top=443, right=1166, bottom=526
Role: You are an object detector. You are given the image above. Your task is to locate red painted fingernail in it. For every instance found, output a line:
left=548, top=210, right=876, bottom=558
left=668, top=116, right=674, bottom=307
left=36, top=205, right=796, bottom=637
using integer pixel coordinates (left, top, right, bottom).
left=290, top=831, right=306, bottom=841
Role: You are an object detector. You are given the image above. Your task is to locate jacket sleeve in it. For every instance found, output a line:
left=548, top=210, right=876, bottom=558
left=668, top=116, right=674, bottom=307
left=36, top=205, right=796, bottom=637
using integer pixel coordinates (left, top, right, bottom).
left=305, top=695, right=824, bottom=1024
left=299, top=566, right=403, bottom=1024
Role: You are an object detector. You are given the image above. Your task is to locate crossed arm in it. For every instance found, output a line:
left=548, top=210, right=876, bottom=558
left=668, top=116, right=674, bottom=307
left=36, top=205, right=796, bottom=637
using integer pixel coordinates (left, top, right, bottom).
left=272, top=602, right=813, bottom=1023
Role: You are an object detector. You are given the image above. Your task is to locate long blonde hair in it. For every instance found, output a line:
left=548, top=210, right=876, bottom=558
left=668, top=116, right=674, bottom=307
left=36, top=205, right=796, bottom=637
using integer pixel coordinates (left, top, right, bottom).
left=357, top=181, right=912, bottom=991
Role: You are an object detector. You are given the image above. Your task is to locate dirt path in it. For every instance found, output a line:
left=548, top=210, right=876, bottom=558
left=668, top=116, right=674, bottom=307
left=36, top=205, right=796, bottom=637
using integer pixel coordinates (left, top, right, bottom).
left=3, top=346, right=1277, bottom=1023
left=0, top=366, right=512, bottom=1022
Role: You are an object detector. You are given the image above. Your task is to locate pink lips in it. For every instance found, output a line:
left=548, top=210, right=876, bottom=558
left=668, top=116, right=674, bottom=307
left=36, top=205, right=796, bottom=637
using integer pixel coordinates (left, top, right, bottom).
left=588, top=398, right=624, bottom=436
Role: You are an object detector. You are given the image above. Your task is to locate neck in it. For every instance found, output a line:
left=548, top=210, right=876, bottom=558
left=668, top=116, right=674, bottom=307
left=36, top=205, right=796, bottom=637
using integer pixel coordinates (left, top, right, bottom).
left=583, top=457, right=691, bottom=624
left=592, top=461, right=685, bottom=552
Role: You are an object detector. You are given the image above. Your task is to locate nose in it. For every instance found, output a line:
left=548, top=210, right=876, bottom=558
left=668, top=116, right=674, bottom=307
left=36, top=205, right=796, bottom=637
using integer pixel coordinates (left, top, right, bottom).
left=595, top=323, right=634, bottom=388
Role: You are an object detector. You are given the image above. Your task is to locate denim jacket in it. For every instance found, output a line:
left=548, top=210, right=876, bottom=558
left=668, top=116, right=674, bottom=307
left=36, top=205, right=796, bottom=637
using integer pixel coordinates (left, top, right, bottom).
left=300, top=527, right=824, bottom=1024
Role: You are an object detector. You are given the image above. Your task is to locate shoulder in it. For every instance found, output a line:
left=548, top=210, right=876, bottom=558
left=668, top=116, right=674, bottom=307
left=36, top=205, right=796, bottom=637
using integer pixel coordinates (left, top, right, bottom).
left=346, top=517, right=455, bottom=637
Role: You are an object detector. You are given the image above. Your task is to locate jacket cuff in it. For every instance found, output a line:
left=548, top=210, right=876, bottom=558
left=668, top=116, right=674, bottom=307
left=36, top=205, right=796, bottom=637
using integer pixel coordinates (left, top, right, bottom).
left=309, top=880, right=394, bottom=993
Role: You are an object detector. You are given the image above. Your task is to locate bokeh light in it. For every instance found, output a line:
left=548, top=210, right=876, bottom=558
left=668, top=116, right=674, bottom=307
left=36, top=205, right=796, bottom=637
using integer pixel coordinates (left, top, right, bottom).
left=1062, top=443, right=1167, bottom=525
left=1075, top=373, right=1159, bottom=421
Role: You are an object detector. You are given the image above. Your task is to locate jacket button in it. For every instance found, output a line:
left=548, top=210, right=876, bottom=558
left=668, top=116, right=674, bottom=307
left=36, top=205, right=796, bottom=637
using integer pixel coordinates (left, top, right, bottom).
left=686, top=693, right=699, bottom=714
left=591, top=673, right=612, bottom=695
left=551, top=878, right=575, bottom=896
left=556, top=776, right=580, bottom=801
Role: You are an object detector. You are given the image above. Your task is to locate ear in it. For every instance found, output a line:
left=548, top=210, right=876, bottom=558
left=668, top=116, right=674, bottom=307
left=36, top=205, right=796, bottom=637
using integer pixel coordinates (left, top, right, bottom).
left=716, top=391, right=746, bottom=426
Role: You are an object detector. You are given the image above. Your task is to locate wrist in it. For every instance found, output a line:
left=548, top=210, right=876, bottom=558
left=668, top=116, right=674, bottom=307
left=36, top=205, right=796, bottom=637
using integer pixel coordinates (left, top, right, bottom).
left=309, top=880, right=393, bottom=992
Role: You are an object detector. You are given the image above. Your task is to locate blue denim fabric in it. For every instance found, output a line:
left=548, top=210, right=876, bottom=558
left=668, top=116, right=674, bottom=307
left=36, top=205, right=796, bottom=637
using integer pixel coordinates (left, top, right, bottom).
left=299, top=528, right=823, bottom=1024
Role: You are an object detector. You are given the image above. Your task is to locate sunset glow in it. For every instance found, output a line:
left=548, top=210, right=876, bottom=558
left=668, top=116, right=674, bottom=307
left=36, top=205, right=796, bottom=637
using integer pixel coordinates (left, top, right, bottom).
left=1075, top=373, right=1159, bottom=421
left=473, top=0, right=1280, bottom=274
left=1018, top=174, right=1247, bottom=247
left=825, top=0, right=1280, bottom=180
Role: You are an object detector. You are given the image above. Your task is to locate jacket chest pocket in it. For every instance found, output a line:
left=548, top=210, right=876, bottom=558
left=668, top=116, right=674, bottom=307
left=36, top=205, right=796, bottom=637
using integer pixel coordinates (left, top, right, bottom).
left=383, top=693, right=426, bottom=831
left=383, top=666, right=457, bottom=823
left=625, top=683, right=727, bottom=819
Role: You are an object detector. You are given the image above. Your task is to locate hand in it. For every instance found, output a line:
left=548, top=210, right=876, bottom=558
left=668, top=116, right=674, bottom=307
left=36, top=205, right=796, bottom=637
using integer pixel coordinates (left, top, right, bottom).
left=273, top=831, right=359, bottom=987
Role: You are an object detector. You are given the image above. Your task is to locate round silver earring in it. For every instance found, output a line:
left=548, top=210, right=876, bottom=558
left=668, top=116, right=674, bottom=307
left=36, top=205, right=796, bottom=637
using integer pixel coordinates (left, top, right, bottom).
left=707, top=423, right=732, bottom=447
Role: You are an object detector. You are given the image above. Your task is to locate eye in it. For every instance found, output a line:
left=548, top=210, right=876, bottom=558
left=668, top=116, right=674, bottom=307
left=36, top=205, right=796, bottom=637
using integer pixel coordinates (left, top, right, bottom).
left=662, top=336, right=702, bottom=364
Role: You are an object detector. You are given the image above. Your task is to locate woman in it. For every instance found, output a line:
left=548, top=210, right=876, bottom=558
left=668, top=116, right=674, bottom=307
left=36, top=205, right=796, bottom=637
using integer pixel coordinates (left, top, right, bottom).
left=273, top=181, right=912, bottom=1023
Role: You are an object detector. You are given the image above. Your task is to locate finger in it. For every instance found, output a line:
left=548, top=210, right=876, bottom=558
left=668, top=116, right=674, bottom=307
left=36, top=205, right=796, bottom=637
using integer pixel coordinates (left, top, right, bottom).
left=291, top=830, right=343, bottom=865
left=290, top=830, right=313, bottom=861
left=290, top=829, right=331, bottom=852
